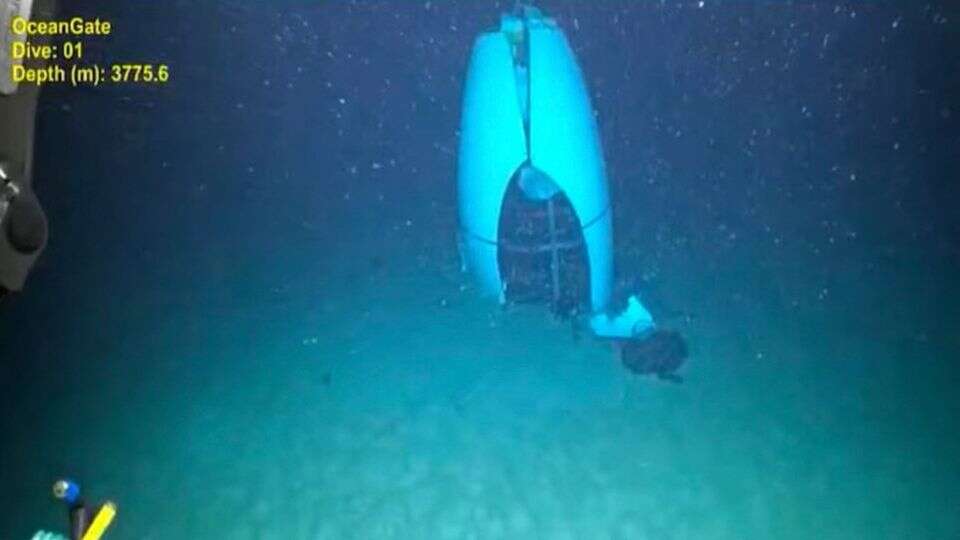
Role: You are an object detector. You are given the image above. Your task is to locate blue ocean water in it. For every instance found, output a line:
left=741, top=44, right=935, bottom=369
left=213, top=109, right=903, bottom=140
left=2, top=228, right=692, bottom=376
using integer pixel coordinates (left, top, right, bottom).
left=1, top=1, right=958, bottom=538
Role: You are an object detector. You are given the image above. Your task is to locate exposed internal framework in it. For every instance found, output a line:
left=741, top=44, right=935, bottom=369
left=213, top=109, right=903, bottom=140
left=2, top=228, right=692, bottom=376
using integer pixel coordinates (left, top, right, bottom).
left=497, top=166, right=590, bottom=318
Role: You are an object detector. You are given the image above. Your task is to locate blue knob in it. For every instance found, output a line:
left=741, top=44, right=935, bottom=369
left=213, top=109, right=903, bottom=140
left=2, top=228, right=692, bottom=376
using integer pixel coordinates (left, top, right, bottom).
left=52, top=479, right=81, bottom=505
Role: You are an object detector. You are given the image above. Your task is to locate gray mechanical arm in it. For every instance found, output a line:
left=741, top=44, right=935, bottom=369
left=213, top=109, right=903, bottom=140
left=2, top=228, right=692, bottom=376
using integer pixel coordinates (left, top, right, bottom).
left=1, top=0, right=53, bottom=297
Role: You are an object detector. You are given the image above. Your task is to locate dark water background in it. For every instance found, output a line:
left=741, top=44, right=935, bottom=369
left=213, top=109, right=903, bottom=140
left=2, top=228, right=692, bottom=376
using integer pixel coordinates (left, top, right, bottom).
left=13, top=1, right=960, bottom=314
left=15, top=1, right=955, bottom=314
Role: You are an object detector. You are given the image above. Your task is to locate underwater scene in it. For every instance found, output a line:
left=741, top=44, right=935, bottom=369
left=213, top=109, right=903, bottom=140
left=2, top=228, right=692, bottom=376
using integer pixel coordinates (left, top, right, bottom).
left=1, top=1, right=958, bottom=538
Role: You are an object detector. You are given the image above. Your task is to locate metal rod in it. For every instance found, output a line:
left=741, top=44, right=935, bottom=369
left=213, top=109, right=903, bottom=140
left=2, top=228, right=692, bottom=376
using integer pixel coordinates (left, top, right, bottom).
left=547, top=197, right=561, bottom=306
left=498, top=239, right=581, bottom=254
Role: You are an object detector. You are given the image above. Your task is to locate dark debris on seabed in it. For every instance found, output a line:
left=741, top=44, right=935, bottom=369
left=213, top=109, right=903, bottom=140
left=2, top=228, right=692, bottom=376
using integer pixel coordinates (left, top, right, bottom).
left=617, top=329, right=689, bottom=384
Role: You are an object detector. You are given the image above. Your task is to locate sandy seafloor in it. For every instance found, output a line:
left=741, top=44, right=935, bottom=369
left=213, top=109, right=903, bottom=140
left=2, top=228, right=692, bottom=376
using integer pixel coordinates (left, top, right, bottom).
left=1, top=215, right=958, bottom=540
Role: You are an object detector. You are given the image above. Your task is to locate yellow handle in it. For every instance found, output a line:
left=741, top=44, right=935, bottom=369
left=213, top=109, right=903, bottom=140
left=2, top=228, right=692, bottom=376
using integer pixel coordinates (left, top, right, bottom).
left=81, top=502, right=117, bottom=540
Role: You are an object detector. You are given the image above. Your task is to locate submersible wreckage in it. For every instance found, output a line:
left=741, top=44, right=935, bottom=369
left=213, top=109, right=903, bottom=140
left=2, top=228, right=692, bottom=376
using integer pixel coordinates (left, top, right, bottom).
left=456, top=4, right=655, bottom=339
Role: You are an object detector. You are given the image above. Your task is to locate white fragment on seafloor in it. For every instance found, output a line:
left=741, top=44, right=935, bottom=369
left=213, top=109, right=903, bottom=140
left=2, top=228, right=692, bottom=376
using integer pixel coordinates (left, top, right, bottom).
left=302, top=337, right=319, bottom=345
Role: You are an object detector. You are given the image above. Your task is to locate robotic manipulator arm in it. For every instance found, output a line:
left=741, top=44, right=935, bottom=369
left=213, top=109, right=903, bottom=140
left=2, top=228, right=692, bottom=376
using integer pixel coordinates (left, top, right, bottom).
left=1, top=0, right=51, bottom=299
